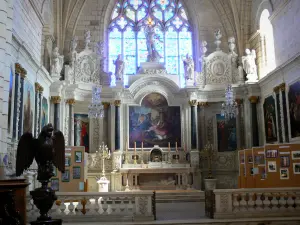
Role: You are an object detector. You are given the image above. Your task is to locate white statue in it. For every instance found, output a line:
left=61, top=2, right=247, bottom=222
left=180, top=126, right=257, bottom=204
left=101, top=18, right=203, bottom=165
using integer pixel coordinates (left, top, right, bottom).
left=50, top=47, right=64, bottom=75
left=214, top=29, right=222, bottom=51
left=69, top=36, right=78, bottom=66
left=113, top=54, right=125, bottom=80
left=242, top=49, right=258, bottom=82
left=145, top=25, right=162, bottom=62
left=84, top=30, right=91, bottom=49
left=182, top=54, right=194, bottom=80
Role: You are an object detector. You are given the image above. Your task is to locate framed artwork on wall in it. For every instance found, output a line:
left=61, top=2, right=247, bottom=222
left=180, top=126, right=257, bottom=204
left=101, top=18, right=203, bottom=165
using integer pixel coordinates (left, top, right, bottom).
left=268, top=161, right=277, bottom=172
left=23, top=80, right=34, bottom=133
left=74, top=114, right=89, bottom=152
left=266, top=149, right=278, bottom=158
left=263, top=95, right=277, bottom=143
left=292, top=151, right=300, bottom=160
left=73, top=167, right=81, bottom=179
left=280, top=156, right=290, bottom=167
left=65, top=157, right=71, bottom=167
left=75, top=151, right=82, bottom=163
left=293, top=163, right=300, bottom=174
left=216, top=114, right=237, bottom=152
left=288, top=81, right=300, bottom=139
left=61, top=170, right=70, bottom=182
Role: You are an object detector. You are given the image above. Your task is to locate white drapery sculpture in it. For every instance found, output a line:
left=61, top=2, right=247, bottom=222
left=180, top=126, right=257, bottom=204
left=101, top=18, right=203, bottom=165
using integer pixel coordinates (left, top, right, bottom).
left=182, top=54, right=194, bottom=80
left=242, top=49, right=258, bottom=83
left=113, top=54, right=125, bottom=80
left=50, top=47, right=64, bottom=77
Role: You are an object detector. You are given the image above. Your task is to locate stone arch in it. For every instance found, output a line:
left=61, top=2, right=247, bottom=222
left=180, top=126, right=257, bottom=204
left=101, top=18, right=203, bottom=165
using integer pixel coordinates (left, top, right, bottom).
left=253, top=0, right=273, bottom=32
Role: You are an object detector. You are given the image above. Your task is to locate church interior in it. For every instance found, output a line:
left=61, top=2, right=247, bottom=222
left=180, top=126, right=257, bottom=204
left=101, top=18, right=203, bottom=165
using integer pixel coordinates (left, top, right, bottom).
left=0, top=0, right=300, bottom=224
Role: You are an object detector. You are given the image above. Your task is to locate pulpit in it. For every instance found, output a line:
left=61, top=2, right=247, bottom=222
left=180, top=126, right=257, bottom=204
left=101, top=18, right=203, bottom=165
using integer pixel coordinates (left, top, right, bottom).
left=0, top=178, right=29, bottom=225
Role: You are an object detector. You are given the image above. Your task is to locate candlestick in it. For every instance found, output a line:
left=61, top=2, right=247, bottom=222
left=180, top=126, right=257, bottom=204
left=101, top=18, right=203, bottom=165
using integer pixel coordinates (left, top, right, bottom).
left=175, top=142, right=178, bottom=152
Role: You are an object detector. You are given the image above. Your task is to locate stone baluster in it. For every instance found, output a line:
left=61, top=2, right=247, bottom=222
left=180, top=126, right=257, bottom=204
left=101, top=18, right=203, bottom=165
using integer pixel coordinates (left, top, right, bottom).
left=18, top=67, right=27, bottom=139
left=66, top=99, right=75, bottom=146
left=249, top=96, right=259, bottom=147
left=189, top=100, right=198, bottom=150
left=51, top=96, right=61, bottom=131
left=114, top=100, right=121, bottom=151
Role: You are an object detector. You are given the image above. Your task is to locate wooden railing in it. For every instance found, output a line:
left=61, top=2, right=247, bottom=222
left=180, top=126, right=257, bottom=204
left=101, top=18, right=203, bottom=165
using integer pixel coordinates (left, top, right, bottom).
left=26, top=191, right=154, bottom=222
left=214, top=188, right=300, bottom=219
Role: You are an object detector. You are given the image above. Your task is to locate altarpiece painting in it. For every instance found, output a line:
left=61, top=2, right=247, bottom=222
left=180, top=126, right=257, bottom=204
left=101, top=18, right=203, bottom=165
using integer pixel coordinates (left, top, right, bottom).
left=23, top=80, right=34, bottom=133
left=263, top=95, right=277, bottom=143
left=74, top=114, right=89, bottom=152
left=288, top=81, right=300, bottom=138
left=129, top=93, right=181, bottom=148
left=216, top=114, right=237, bottom=152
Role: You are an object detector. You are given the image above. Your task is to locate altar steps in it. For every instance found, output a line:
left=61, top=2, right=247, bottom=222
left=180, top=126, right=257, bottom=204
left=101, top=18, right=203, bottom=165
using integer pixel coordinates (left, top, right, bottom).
left=155, top=190, right=204, bottom=203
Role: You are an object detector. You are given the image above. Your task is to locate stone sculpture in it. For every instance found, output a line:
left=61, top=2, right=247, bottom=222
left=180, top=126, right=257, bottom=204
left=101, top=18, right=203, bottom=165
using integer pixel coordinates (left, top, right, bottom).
left=69, top=36, right=78, bottom=66
left=50, top=47, right=64, bottom=76
left=242, top=49, right=258, bottom=82
left=113, top=54, right=125, bottom=80
left=16, top=123, right=65, bottom=225
left=182, top=54, right=194, bottom=80
left=145, top=26, right=162, bottom=62
left=84, top=30, right=91, bottom=49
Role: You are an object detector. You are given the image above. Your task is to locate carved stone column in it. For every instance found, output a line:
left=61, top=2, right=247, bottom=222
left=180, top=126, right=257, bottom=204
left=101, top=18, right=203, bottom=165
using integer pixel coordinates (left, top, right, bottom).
left=13, top=63, right=21, bottom=139
left=38, top=86, right=43, bottom=134
left=198, top=102, right=209, bottom=150
left=189, top=100, right=197, bottom=150
left=18, top=67, right=27, bottom=138
left=114, top=100, right=121, bottom=151
left=279, top=83, right=288, bottom=142
left=51, top=96, right=61, bottom=131
left=249, top=96, right=259, bottom=147
left=102, top=102, right=110, bottom=146
left=66, top=99, right=75, bottom=146
left=34, top=83, right=43, bottom=137
left=236, top=99, right=243, bottom=149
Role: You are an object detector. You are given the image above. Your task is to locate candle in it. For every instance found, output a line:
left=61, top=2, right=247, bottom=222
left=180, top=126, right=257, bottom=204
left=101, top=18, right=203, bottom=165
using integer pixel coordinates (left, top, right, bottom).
left=168, top=142, right=170, bottom=152
left=175, top=142, right=178, bottom=152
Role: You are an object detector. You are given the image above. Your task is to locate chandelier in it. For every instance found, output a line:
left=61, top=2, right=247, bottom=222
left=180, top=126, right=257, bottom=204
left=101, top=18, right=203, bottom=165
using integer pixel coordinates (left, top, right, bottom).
left=88, top=85, right=104, bottom=118
left=221, top=84, right=238, bottom=121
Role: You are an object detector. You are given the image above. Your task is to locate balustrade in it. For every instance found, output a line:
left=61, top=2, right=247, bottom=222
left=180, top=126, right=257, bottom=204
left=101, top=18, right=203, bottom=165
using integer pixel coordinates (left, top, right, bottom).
left=26, top=191, right=154, bottom=222
left=214, top=188, right=300, bottom=219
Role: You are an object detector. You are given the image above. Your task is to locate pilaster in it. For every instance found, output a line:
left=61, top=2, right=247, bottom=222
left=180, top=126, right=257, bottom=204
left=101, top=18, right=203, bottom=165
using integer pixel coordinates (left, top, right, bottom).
left=189, top=100, right=197, bottom=150
left=51, top=96, right=61, bottom=131
left=198, top=102, right=209, bottom=150
left=114, top=100, right=121, bottom=151
left=66, top=98, right=75, bottom=146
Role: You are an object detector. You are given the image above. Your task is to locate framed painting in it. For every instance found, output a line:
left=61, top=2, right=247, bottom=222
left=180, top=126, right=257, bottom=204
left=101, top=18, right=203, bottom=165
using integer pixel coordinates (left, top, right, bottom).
left=73, top=166, right=81, bottom=179
left=216, top=114, right=237, bottom=152
left=65, top=157, right=71, bottom=167
left=75, top=151, right=82, bottom=163
left=74, top=114, right=89, bottom=152
left=288, top=81, right=300, bottom=138
left=61, top=170, right=70, bottom=182
left=41, top=97, right=48, bottom=128
left=23, top=80, right=35, bottom=133
left=129, top=93, right=181, bottom=148
left=263, top=95, right=277, bottom=143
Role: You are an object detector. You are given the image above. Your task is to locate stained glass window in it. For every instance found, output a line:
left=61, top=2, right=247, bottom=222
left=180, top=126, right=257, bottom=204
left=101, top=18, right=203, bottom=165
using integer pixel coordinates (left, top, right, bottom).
left=108, top=0, right=192, bottom=76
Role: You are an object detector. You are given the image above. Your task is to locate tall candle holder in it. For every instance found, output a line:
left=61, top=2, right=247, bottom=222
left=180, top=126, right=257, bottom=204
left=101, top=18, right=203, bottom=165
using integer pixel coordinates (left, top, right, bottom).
left=199, top=143, right=217, bottom=178
left=98, top=142, right=111, bottom=178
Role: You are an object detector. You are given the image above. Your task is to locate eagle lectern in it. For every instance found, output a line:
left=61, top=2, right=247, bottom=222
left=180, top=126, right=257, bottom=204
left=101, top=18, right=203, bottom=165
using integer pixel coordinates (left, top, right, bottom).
left=16, top=123, right=65, bottom=225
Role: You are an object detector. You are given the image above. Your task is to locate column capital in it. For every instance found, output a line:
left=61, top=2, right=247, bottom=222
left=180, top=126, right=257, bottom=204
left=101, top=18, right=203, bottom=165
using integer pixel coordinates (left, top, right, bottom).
left=15, top=63, right=22, bottom=74
left=273, top=85, right=280, bottom=93
left=66, top=99, right=76, bottom=105
left=20, top=68, right=27, bottom=78
left=39, top=86, right=44, bottom=93
left=279, top=83, right=286, bottom=91
left=188, top=100, right=197, bottom=106
left=102, top=102, right=110, bottom=109
left=51, top=96, right=61, bottom=104
left=35, top=82, right=41, bottom=92
left=198, top=102, right=209, bottom=107
left=114, top=100, right=121, bottom=106
left=248, top=96, right=259, bottom=104
left=235, top=98, right=244, bottom=105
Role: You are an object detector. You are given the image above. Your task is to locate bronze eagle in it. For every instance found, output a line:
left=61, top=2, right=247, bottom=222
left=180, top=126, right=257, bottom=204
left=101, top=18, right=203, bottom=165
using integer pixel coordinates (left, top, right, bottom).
left=16, top=123, right=65, bottom=179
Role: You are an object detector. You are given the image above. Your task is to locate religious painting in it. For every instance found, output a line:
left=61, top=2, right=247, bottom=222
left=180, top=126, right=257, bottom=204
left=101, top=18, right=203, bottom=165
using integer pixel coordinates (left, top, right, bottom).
left=129, top=93, right=181, bottom=148
left=73, top=167, right=81, bottom=179
left=61, top=170, right=70, bottom=182
left=263, top=95, right=277, bottom=143
left=216, top=114, right=237, bottom=152
left=41, top=97, right=48, bottom=128
left=288, top=81, right=300, bottom=138
left=75, top=151, right=82, bottom=163
left=7, top=67, right=13, bottom=133
left=280, top=156, right=290, bottom=167
left=23, top=80, right=34, bottom=133
left=74, top=114, right=89, bottom=152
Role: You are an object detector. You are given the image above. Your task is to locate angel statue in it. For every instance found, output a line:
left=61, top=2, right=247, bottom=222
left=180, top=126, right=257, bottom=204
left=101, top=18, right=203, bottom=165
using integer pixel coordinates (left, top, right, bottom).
left=145, top=25, right=163, bottom=62
left=182, top=54, right=194, bottom=80
left=113, top=54, right=125, bottom=80
left=16, top=123, right=65, bottom=223
left=242, top=49, right=258, bottom=83
left=50, top=47, right=64, bottom=77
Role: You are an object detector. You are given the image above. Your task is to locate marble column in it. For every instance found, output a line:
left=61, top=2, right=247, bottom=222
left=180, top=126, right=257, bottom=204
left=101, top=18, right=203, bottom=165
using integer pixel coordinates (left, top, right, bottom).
left=236, top=99, right=244, bottom=149
left=198, top=102, right=209, bottom=150
left=34, top=83, right=41, bottom=137
left=249, top=96, right=259, bottom=147
left=102, top=102, right=110, bottom=146
left=189, top=100, right=197, bottom=150
left=13, top=63, right=21, bottom=139
left=18, top=67, right=27, bottom=139
left=279, top=83, right=288, bottom=142
left=273, top=86, right=282, bottom=142
left=51, top=96, right=61, bottom=131
left=114, top=100, right=121, bottom=151
left=38, top=86, right=43, bottom=134
left=66, top=99, right=75, bottom=146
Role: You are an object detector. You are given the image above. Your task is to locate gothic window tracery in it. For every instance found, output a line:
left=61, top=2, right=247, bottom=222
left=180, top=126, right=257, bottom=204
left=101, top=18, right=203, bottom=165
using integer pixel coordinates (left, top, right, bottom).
left=108, top=0, right=192, bottom=76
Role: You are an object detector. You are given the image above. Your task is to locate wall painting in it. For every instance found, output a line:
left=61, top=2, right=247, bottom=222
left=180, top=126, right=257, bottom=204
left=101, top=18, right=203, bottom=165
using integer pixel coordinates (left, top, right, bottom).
left=263, top=95, right=277, bottom=143
left=74, top=114, right=89, bottom=152
left=288, top=81, right=300, bottom=138
left=129, top=93, right=181, bottom=148
left=41, top=97, right=48, bottom=128
left=216, top=114, right=237, bottom=152
left=23, top=80, right=34, bottom=133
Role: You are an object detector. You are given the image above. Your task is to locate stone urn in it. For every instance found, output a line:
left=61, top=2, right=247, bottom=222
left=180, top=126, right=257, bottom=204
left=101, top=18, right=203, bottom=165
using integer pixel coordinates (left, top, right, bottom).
left=204, top=178, right=217, bottom=190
